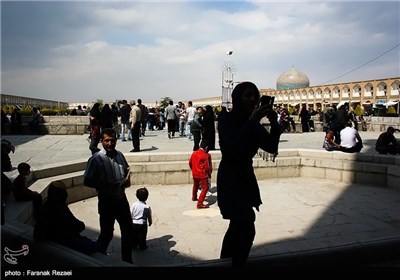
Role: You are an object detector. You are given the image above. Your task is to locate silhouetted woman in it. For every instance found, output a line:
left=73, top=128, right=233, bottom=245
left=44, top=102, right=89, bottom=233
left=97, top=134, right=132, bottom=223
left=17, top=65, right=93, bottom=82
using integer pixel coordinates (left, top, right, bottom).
left=217, top=81, right=281, bottom=266
left=202, top=105, right=216, bottom=150
left=89, top=103, right=101, bottom=155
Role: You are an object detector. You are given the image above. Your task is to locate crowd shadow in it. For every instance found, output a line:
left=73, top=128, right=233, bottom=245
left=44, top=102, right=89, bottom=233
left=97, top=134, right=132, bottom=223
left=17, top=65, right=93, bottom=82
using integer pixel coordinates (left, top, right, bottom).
left=138, top=146, right=159, bottom=152
left=1, top=135, right=44, bottom=147
left=205, top=186, right=218, bottom=206
left=133, top=234, right=179, bottom=266
left=80, top=226, right=194, bottom=267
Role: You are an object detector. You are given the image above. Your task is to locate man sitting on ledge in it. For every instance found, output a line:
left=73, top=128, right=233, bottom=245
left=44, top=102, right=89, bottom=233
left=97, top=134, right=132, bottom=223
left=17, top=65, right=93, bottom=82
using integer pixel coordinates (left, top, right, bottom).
left=33, top=181, right=101, bottom=255
left=339, top=121, right=363, bottom=153
left=375, top=126, right=400, bottom=155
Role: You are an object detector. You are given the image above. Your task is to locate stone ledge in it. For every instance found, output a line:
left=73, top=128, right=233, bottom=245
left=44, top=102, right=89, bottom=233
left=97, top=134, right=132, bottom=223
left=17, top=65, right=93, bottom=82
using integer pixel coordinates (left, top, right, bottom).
left=190, top=236, right=400, bottom=267
left=260, top=149, right=399, bottom=189
left=1, top=220, right=132, bottom=268
left=18, top=149, right=400, bottom=203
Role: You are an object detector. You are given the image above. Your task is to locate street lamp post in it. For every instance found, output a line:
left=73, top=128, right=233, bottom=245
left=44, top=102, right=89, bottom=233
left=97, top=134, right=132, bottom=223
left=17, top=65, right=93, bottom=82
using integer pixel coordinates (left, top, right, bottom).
left=221, top=50, right=236, bottom=110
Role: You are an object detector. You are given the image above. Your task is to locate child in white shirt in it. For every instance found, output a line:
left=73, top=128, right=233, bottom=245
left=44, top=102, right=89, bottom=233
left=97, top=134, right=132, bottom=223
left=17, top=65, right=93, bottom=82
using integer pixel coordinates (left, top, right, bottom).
left=130, top=187, right=152, bottom=250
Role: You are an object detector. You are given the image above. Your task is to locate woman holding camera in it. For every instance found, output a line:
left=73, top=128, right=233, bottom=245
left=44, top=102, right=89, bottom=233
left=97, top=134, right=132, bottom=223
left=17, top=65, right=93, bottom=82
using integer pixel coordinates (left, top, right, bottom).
left=216, top=81, right=281, bottom=266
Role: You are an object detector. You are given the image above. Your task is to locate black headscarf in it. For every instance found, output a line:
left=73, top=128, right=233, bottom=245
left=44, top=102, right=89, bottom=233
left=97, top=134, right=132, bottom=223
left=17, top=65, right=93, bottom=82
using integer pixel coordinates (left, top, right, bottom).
left=231, top=81, right=259, bottom=106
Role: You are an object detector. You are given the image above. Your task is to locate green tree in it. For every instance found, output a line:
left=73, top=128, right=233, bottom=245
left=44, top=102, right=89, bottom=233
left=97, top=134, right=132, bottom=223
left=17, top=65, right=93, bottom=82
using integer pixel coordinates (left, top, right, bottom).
left=96, top=99, right=104, bottom=106
left=159, top=97, right=172, bottom=108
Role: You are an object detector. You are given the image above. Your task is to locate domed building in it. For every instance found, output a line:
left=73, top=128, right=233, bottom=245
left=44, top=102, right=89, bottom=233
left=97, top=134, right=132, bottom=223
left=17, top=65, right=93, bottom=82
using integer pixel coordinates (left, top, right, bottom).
left=276, top=66, right=310, bottom=90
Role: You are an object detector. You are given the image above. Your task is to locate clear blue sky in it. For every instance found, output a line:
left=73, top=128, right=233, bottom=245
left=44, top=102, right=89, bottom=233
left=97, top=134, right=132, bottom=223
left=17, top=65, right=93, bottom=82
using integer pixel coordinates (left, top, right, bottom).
left=1, top=0, right=399, bottom=103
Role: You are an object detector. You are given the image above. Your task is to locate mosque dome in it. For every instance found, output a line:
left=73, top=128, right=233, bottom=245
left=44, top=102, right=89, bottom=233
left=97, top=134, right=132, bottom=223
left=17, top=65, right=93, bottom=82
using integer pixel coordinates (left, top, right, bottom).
left=276, top=66, right=310, bottom=90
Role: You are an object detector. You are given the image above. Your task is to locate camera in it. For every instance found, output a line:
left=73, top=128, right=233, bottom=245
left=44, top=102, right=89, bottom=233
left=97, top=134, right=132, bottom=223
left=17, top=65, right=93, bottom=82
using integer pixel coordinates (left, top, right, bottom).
left=259, top=95, right=275, bottom=110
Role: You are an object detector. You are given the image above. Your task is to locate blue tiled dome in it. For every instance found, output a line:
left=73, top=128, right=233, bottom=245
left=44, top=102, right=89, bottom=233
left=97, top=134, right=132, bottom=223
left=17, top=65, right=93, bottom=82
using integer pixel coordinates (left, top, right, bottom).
left=276, top=66, right=310, bottom=90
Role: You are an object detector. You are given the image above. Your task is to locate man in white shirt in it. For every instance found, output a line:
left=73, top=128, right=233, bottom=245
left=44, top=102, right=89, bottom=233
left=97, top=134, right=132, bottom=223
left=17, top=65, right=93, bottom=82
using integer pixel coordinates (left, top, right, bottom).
left=185, top=101, right=197, bottom=140
left=339, top=121, right=363, bottom=153
left=129, top=100, right=142, bottom=152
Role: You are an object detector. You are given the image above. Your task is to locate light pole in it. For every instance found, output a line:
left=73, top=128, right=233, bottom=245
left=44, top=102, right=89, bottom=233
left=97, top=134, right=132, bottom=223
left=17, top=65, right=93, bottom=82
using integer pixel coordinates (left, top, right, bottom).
left=221, top=50, right=236, bottom=110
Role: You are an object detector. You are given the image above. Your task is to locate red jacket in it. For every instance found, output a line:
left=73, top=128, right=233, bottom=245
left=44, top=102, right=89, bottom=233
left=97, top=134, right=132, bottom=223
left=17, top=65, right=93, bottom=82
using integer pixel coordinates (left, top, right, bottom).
left=189, top=148, right=212, bottom=179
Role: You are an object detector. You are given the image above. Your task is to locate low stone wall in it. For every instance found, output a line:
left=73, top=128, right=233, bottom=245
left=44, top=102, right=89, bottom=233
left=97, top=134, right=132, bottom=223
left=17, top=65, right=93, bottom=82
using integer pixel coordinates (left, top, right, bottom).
left=369, top=116, right=400, bottom=131
left=39, top=116, right=90, bottom=135
left=13, top=149, right=400, bottom=210
left=2, top=116, right=90, bottom=135
left=2, top=115, right=399, bottom=135
left=257, top=149, right=400, bottom=189
left=262, top=115, right=399, bottom=132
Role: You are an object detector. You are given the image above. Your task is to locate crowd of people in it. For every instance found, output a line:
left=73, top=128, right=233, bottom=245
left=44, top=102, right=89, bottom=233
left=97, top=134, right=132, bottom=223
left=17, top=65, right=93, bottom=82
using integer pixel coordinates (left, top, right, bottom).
left=319, top=102, right=400, bottom=155
left=1, top=106, right=44, bottom=135
left=322, top=103, right=364, bottom=153
left=84, top=98, right=219, bottom=154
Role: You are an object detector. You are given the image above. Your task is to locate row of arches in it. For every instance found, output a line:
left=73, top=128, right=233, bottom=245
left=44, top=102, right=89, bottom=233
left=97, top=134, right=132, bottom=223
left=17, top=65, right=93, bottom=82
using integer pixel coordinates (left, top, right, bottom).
left=260, top=77, right=400, bottom=107
left=180, top=77, right=399, bottom=110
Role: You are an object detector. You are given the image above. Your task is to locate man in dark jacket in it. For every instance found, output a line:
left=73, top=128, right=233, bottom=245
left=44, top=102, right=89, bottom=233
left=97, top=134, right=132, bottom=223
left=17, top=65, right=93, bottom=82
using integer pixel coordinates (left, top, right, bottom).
left=375, top=126, right=400, bottom=155
left=332, top=103, right=349, bottom=144
left=84, top=128, right=134, bottom=264
left=190, top=106, right=204, bottom=151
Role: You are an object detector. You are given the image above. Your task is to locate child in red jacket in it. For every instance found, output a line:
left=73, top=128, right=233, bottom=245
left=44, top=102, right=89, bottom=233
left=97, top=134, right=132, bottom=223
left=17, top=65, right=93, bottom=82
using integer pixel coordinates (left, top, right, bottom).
left=189, top=139, right=212, bottom=209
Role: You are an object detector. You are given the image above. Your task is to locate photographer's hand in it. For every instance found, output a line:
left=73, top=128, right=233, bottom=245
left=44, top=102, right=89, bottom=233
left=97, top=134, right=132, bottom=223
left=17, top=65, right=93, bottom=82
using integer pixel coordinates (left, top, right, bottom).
left=250, top=105, right=272, bottom=122
left=265, top=109, right=278, bottom=125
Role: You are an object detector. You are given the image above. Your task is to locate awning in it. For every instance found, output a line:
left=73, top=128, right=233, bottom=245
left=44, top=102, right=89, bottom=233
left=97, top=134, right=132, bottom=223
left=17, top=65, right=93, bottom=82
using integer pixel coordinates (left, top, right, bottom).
left=375, top=100, right=386, bottom=105
left=383, top=100, right=399, bottom=107
left=337, top=101, right=348, bottom=109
